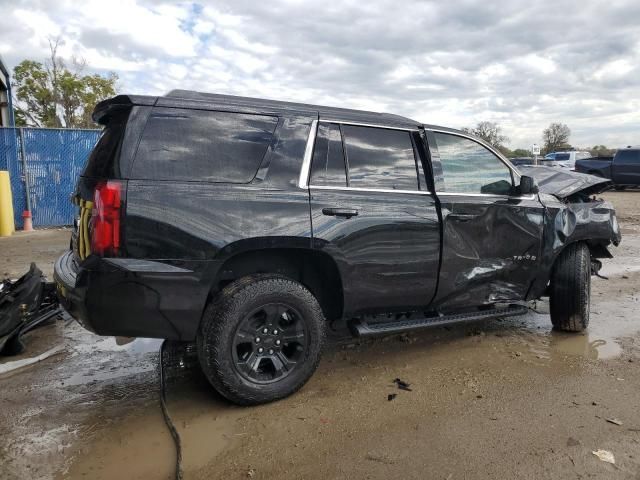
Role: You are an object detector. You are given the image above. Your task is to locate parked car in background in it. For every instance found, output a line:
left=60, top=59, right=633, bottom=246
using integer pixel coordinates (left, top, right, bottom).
left=54, top=91, right=621, bottom=405
left=575, top=146, right=640, bottom=189
left=510, top=157, right=535, bottom=167
left=542, top=151, right=592, bottom=170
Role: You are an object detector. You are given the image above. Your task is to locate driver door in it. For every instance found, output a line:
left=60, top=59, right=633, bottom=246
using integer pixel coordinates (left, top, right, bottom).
left=424, top=130, right=545, bottom=311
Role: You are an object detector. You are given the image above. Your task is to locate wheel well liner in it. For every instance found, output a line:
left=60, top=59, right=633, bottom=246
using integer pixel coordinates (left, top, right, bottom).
left=211, top=248, right=344, bottom=322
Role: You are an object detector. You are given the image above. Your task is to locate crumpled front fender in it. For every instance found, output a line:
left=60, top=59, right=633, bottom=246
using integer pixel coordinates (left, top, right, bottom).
left=528, top=193, right=621, bottom=299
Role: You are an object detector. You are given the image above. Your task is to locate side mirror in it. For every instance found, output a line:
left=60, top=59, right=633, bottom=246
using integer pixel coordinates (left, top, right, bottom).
left=519, top=175, right=539, bottom=195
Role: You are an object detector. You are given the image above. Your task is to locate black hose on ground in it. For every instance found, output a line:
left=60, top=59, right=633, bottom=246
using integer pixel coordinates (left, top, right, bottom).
left=160, top=340, right=183, bottom=480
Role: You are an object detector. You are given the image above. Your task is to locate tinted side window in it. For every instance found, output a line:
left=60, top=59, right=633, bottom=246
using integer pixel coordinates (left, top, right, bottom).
left=83, top=109, right=130, bottom=178
left=310, top=123, right=347, bottom=186
left=433, top=133, right=513, bottom=195
left=341, top=125, right=418, bottom=190
left=133, top=108, right=278, bottom=182
left=616, top=150, right=640, bottom=163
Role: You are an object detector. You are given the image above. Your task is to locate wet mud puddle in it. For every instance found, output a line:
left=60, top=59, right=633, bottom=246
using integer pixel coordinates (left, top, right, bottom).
left=2, top=263, right=639, bottom=480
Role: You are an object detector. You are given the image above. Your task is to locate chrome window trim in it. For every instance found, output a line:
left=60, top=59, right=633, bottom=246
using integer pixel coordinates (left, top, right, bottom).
left=298, top=119, right=420, bottom=189
left=320, top=119, right=419, bottom=132
left=298, top=119, right=318, bottom=188
left=437, top=192, right=536, bottom=200
left=309, top=185, right=431, bottom=195
left=308, top=185, right=532, bottom=199
left=298, top=121, right=536, bottom=201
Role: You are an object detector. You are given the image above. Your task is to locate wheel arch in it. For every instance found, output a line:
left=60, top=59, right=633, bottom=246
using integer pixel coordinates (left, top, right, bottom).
left=207, top=244, right=345, bottom=325
left=530, top=237, right=610, bottom=300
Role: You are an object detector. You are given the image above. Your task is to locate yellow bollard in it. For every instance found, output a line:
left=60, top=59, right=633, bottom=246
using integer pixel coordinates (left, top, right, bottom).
left=0, top=170, right=15, bottom=237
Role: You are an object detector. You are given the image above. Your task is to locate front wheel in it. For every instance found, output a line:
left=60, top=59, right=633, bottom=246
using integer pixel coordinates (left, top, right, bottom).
left=197, top=275, right=326, bottom=405
left=549, top=243, right=591, bottom=332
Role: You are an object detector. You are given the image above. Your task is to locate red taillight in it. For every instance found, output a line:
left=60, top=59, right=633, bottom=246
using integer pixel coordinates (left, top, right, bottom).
left=91, top=181, right=122, bottom=256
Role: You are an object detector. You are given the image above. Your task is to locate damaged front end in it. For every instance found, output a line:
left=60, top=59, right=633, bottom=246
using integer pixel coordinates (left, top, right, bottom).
left=521, top=166, right=622, bottom=298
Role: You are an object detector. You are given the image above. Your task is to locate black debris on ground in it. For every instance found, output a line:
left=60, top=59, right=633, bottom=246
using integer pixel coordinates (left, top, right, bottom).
left=393, top=378, right=412, bottom=392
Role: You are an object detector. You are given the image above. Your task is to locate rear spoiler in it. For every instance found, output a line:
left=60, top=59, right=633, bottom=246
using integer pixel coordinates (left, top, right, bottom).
left=92, top=94, right=157, bottom=125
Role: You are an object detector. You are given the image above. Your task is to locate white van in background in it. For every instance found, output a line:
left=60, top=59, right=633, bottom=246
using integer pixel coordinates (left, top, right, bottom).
left=542, top=151, right=592, bottom=170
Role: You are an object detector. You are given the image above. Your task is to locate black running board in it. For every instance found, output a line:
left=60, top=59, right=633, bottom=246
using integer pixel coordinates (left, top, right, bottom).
left=350, top=305, right=529, bottom=337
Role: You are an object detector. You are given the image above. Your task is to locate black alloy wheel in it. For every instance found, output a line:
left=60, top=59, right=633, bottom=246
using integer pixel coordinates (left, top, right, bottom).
left=232, top=303, right=308, bottom=384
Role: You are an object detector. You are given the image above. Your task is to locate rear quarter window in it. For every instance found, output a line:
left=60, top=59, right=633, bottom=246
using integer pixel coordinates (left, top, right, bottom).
left=82, top=109, right=130, bottom=178
left=132, top=108, right=278, bottom=183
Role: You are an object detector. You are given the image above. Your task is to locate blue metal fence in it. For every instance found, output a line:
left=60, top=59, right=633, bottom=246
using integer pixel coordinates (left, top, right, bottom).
left=0, top=127, right=101, bottom=228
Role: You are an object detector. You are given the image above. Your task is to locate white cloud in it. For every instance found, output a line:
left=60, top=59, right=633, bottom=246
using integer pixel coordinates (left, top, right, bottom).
left=593, top=59, right=634, bottom=80
left=1, top=0, right=639, bottom=148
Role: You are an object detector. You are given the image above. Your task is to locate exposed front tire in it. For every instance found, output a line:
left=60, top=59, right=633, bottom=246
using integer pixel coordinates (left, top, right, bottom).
left=549, top=243, right=591, bottom=332
left=197, top=275, right=326, bottom=406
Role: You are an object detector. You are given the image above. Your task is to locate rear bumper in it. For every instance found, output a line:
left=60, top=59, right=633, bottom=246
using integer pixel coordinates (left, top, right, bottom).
left=54, top=251, right=213, bottom=340
left=54, top=251, right=92, bottom=332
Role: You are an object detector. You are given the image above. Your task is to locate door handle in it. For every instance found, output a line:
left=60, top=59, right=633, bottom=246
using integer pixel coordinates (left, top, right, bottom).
left=322, top=208, right=359, bottom=218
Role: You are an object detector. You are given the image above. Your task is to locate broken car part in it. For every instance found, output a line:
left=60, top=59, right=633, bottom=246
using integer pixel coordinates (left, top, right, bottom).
left=0, top=264, right=62, bottom=356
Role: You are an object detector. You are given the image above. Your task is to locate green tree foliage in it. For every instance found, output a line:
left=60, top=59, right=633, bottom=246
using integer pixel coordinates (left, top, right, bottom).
left=12, top=38, right=117, bottom=128
left=509, top=148, right=533, bottom=158
left=461, top=121, right=509, bottom=149
left=542, top=123, right=571, bottom=154
left=589, top=145, right=616, bottom=156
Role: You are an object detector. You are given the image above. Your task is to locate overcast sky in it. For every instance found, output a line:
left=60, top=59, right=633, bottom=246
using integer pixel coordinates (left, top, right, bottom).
left=1, top=0, right=638, bottom=148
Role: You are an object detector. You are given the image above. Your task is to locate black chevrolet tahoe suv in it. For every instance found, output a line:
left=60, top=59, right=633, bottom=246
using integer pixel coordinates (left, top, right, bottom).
left=55, top=90, right=621, bottom=405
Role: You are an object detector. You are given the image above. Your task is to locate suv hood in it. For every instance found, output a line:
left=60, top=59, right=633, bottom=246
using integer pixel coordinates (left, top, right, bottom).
left=518, top=165, right=611, bottom=199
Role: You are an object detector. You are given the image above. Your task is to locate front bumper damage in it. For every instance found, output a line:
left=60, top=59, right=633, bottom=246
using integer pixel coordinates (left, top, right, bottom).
left=522, top=167, right=621, bottom=299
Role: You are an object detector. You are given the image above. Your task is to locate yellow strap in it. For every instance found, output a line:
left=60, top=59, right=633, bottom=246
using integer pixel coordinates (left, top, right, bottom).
left=78, top=201, right=94, bottom=259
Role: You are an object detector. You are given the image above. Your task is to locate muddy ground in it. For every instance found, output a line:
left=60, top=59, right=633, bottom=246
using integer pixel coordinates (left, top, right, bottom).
left=1, top=191, right=639, bottom=480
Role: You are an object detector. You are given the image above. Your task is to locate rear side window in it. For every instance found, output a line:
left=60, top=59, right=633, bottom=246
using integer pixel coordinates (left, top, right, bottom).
left=82, top=109, right=130, bottom=178
left=341, top=125, right=419, bottom=190
left=132, top=108, right=278, bottom=182
left=310, top=123, right=347, bottom=186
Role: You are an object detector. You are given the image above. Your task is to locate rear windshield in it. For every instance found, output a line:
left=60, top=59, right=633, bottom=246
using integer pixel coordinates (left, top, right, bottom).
left=82, top=109, right=130, bottom=178
left=131, top=108, right=278, bottom=183
left=554, top=153, right=570, bottom=160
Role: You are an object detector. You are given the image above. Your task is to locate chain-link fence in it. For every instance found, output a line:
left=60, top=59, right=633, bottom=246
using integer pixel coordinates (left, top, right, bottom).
left=0, top=127, right=100, bottom=228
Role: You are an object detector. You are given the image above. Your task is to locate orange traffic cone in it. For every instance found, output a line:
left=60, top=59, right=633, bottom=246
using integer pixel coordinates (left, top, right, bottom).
left=22, top=210, right=33, bottom=232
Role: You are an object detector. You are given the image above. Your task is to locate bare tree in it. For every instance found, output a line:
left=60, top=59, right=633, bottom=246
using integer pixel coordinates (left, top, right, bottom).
left=542, top=123, right=571, bottom=154
left=462, top=121, right=509, bottom=149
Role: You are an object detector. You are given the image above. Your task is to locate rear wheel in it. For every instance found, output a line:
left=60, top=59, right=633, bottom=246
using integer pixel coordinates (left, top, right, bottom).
left=549, top=243, right=591, bottom=332
left=197, top=275, right=326, bottom=405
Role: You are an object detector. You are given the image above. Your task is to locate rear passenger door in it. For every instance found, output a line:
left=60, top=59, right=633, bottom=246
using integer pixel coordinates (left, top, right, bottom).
left=306, top=122, right=440, bottom=316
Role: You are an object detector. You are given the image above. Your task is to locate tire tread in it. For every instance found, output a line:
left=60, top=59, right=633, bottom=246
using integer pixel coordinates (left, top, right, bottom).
left=549, top=243, right=590, bottom=332
left=197, top=274, right=326, bottom=405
